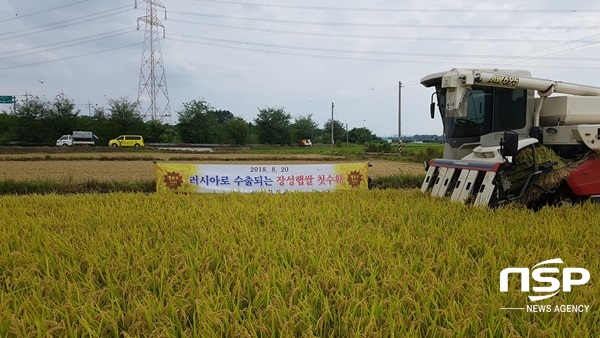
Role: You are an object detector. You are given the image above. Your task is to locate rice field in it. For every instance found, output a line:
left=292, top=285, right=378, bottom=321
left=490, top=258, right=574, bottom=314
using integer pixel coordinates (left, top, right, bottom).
left=0, top=153, right=424, bottom=182
left=0, top=190, right=598, bottom=337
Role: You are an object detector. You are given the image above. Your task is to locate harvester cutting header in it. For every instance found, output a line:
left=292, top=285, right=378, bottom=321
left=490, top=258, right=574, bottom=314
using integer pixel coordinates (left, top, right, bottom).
left=420, top=68, right=600, bottom=207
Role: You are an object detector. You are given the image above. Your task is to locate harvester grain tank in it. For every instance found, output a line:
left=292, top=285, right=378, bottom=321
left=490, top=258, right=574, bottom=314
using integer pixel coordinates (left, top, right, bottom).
left=420, top=68, right=600, bottom=206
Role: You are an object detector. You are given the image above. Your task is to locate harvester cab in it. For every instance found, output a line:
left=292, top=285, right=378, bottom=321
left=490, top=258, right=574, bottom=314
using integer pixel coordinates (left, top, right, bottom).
left=420, top=68, right=600, bottom=207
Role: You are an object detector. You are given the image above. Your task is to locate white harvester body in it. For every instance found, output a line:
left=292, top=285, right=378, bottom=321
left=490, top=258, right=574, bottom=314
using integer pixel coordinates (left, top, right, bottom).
left=420, top=68, right=600, bottom=206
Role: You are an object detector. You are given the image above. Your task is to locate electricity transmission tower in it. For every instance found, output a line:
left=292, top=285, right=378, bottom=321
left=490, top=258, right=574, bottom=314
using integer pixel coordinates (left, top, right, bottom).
left=135, top=0, right=171, bottom=121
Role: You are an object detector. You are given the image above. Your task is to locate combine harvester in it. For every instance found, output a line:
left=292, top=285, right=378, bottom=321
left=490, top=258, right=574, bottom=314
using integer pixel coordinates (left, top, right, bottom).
left=420, top=68, right=600, bottom=207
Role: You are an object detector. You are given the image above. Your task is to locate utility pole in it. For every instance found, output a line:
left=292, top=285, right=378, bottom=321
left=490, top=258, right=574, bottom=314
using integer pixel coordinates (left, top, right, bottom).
left=398, top=81, right=402, bottom=143
left=136, top=0, right=171, bottom=121
left=331, top=102, right=335, bottom=145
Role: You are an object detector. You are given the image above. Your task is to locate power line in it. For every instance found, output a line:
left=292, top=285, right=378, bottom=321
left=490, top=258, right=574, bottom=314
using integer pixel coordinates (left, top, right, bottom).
left=342, top=34, right=600, bottom=105
left=0, top=0, right=92, bottom=23
left=195, top=1, right=600, bottom=14
left=0, top=27, right=136, bottom=60
left=169, top=12, right=600, bottom=73
left=168, top=36, right=453, bottom=64
left=169, top=18, right=581, bottom=44
left=0, top=5, right=132, bottom=41
left=477, top=33, right=600, bottom=68
left=497, top=38, right=600, bottom=68
left=167, top=36, right=600, bottom=70
left=0, top=42, right=141, bottom=71
left=171, top=11, right=600, bottom=30
left=169, top=33, right=600, bottom=63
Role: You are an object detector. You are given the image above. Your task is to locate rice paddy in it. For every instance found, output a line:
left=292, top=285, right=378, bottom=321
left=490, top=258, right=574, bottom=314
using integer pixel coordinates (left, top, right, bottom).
left=0, top=191, right=598, bottom=337
left=0, top=149, right=597, bottom=337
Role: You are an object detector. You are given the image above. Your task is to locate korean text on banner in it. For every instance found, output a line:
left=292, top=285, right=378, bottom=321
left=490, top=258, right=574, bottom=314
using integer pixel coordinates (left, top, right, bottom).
left=156, top=163, right=369, bottom=193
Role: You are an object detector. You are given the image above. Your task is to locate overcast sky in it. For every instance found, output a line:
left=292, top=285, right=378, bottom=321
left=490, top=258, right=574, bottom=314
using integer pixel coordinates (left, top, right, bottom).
left=1, top=0, right=600, bottom=137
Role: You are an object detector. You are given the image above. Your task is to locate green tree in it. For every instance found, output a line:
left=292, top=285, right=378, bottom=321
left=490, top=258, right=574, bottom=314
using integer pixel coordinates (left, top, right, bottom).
left=291, top=114, right=319, bottom=144
left=11, top=93, right=83, bottom=144
left=224, top=118, right=252, bottom=145
left=49, top=92, right=79, bottom=118
left=107, top=97, right=144, bottom=137
left=177, top=99, right=223, bottom=143
left=158, top=126, right=180, bottom=143
left=145, top=120, right=179, bottom=143
left=87, top=106, right=111, bottom=144
left=209, top=110, right=234, bottom=124
left=13, top=96, right=51, bottom=144
left=0, top=113, right=18, bottom=144
left=321, top=119, right=346, bottom=144
left=45, top=92, right=80, bottom=141
left=348, top=127, right=375, bottom=144
left=92, top=105, right=109, bottom=121
left=254, top=106, right=292, bottom=145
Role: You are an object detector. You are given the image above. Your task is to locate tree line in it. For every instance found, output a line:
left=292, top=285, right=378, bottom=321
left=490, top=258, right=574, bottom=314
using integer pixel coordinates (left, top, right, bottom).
left=0, top=93, right=379, bottom=146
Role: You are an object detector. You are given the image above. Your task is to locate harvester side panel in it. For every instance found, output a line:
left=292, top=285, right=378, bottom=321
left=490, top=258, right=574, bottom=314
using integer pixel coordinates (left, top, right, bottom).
left=431, top=167, right=448, bottom=197
left=455, top=170, right=480, bottom=203
left=450, top=170, right=471, bottom=202
left=474, top=172, right=497, bottom=206
left=436, top=168, right=456, bottom=197
left=421, top=166, right=437, bottom=193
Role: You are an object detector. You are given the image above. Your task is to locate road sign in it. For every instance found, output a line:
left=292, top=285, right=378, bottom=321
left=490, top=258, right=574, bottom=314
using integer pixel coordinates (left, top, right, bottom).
left=0, top=96, right=14, bottom=104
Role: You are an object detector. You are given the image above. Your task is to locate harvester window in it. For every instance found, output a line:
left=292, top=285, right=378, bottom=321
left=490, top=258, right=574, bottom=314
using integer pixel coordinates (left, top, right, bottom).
left=493, top=88, right=526, bottom=132
left=441, top=86, right=526, bottom=139
left=443, top=87, right=493, bottom=138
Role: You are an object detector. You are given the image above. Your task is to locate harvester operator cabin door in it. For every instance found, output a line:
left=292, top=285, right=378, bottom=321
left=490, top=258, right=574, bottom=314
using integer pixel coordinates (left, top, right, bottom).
left=444, top=87, right=493, bottom=139
left=443, top=86, right=527, bottom=140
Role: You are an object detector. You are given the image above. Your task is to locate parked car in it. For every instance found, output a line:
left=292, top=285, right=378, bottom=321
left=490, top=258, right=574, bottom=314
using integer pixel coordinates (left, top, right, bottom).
left=108, top=135, right=145, bottom=147
left=299, top=139, right=312, bottom=147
